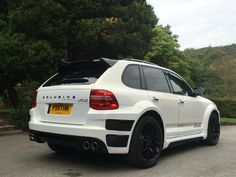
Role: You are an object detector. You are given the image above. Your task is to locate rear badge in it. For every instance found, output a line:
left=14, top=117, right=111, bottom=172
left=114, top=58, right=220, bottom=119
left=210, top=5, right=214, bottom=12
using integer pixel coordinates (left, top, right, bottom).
left=194, top=123, right=202, bottom=128
left=42, top=95, right=76, bottom=100
left=78, top=99, right=88, bottom=103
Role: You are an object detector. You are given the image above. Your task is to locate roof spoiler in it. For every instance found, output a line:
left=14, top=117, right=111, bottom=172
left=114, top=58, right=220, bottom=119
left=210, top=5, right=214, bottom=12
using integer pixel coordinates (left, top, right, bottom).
left=58, top=58, right=118, bottom=74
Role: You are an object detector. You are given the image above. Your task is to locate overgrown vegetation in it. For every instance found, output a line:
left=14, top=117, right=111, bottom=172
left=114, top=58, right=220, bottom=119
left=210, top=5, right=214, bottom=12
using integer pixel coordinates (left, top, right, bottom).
left=212, top=99, right=236, bottom=118
left=0, top=0, right=235, bottom=129
left=9, top=82, right=39, bottom=130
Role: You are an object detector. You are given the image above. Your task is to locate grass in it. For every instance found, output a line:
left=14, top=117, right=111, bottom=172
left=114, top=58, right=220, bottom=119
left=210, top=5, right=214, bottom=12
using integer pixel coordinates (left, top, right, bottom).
left=0, top=108, right=15, bottom=113
left=220, top=117, right=236, bottom=123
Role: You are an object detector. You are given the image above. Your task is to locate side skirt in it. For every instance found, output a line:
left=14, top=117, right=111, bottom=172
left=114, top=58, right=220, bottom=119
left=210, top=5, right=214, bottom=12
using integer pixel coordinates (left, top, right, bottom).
left=163, top=133, right=205, bottom=149
left=168, top=137, right=203, bottom=148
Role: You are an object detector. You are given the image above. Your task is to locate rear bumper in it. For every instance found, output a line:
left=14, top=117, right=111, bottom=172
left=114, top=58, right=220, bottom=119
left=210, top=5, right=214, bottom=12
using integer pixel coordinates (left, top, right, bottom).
left=29, top=129, right=108, bottom=153
left=29, top=119, right=133, bottom=154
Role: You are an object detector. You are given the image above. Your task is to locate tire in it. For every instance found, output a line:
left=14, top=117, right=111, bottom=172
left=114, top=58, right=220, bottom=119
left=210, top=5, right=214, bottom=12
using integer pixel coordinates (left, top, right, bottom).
left=128, top=115, right=163, bottom=168
left=204, top=112, right=220, bottom=146
left=47, top=142, right=75, bottom=153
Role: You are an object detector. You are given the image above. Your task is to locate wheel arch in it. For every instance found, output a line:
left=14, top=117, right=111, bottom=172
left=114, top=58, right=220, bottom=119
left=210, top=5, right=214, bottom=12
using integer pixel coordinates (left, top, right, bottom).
left=135, top=110, right=165, bottom=143
left=202, top=104, right=220, bottom=139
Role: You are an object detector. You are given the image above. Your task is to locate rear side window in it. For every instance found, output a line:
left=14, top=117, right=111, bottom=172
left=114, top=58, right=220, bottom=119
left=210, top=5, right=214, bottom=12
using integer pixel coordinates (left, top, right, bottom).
left=143, top=66, right=170, bottom=93
left=122, top=65, right=141, bottom=89
left=43, top=61, right=109, bottom=86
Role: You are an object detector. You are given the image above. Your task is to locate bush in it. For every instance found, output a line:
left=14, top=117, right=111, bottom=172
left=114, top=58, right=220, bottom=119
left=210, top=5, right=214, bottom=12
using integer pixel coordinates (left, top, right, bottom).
left=9, top=81, right=39, bottom=130
left=212, top=99, right=236, bottom=118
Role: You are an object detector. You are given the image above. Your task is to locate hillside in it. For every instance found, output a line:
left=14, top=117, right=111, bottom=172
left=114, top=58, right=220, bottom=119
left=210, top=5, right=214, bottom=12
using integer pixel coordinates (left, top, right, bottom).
left=184, top=44, right=236, bottom=98
left=184, top=44, right=236, bottom=63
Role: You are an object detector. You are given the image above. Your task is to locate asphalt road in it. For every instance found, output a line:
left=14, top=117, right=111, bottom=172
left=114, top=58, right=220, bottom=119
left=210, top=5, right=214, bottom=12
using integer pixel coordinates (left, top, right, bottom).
left=0, top=126, right=235, bottom=177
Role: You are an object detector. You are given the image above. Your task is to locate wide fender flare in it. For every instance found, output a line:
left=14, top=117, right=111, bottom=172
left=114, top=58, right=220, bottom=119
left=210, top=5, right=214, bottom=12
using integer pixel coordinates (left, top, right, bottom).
left=132, top=100, right=166, bottom=135
left=202, top=104, right=220, bottom=139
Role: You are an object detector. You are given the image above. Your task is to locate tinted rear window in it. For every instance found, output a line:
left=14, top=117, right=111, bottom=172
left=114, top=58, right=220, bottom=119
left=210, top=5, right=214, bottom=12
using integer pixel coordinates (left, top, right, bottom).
left=143, top=66, right=170, bottom=93
left=43, top=61, right=109, bottom=86
left=122, top=65, right=141, bottom=89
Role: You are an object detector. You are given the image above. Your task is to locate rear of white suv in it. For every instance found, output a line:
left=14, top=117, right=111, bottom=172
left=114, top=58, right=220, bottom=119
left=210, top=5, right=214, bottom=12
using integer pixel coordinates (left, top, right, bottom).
left=29, top=58, right=220, bottom=168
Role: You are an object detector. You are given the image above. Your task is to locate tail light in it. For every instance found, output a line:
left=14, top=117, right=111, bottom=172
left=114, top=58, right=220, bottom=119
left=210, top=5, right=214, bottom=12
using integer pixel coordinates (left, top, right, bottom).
left=32, top=91, right=38, bottom=108
left=90, top=89, right=119, bottom=110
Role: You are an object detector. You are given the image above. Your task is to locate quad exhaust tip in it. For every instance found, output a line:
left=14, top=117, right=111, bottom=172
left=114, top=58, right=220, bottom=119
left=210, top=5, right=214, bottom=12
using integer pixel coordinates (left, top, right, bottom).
left=91, top=142, right=99, bottom=151
left=82, top=141, right=90, bottom=150
left=82, top=141, right=99, bottom=151
left=29, top=133, right=35, bottom=141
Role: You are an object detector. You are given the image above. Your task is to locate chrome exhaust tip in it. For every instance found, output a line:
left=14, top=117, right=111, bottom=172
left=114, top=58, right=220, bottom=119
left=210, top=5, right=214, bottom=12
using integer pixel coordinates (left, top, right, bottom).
left=29, top=133, right=35, bottom=141
left=91, top=142, right=99, bottom=151
left=82, top=141, right=90, bottom=150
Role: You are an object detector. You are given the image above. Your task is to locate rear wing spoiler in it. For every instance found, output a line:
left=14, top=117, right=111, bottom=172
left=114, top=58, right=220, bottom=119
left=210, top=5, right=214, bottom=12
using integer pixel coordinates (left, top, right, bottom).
left=58, top=58, right=118, bottom=74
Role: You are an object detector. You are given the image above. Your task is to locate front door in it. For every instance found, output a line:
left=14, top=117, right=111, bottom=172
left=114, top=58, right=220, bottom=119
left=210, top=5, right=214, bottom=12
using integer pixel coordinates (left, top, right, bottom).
left=167, top=72, right=203, bottom=136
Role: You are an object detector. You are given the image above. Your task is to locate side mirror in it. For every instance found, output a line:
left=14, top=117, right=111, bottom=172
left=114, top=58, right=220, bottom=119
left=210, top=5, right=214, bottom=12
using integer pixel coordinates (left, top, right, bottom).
left=194, top=87, right=205, bottom=96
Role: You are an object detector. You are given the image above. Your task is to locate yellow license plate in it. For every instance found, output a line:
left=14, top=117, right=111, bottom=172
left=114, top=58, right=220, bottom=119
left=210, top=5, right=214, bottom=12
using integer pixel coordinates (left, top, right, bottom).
left=48, top=103, right=72, bottom=115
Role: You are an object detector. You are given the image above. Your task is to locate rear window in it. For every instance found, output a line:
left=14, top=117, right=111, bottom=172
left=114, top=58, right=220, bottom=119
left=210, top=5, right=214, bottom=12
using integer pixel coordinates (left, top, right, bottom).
left=43, top=60, right=110, bottom=87
left=142, top=66, right=170, bottom=93
left=122, top=65, right=141, bottom=89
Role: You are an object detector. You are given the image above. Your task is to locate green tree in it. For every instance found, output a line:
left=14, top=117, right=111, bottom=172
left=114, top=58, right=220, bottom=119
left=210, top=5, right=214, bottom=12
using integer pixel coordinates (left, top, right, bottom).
left=8, top=0, right=67, bottom=59
left=7, top=0, right=157, bottom=60
left=211, top=56, right=236, bottom=97
left=0, top=0, right=67, bottom=108
left=58, top=0, right=158, bottom=59
left=0, top=33, right=56, bottom=108
left=145, top=25, right=191, bottom=83
left=0, top=0, right=19, bottom=30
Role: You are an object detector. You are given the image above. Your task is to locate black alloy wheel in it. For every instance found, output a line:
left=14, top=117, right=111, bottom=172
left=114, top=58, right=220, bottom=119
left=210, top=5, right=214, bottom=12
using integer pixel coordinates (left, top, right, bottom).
left=128, top=116, right=163, bottom=168
left=204, top=112, right=220, bottom=145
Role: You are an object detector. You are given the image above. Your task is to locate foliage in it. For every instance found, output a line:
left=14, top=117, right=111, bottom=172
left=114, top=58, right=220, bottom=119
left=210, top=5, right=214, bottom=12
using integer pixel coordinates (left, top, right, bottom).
left=8, top=0, right=67, bottom=59
left=61, top=0, right=157, bottom=59
left=184, top=44, right=236, bottom=98
left=212, top=99, right=236, bottom=118
left=145, top=25, right=192, bottom=83
left=0, top=33, right=57, bottom=108
left=211, top=56, right=236, bottom=95
left=9, top=81, right=39, bottom=130
left=7, top=0, right=157, bottom=60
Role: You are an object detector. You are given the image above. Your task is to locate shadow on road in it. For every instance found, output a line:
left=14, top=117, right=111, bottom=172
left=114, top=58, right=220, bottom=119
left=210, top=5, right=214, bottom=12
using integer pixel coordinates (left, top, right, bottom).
left=36, top=140, right=205, bottom=172
left=161, top=140, right=205, bottom=159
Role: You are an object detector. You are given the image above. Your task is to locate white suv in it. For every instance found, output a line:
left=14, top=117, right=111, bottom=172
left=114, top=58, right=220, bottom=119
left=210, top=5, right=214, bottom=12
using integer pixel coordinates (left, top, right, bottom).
left=29, top=58, right=220, bottom=168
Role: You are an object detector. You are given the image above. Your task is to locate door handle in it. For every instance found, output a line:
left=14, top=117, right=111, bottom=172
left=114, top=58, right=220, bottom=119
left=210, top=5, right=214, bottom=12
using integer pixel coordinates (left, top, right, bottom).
left=178, top=99, right=184, bottom=104
left=152, top=96, right=159, bottom=102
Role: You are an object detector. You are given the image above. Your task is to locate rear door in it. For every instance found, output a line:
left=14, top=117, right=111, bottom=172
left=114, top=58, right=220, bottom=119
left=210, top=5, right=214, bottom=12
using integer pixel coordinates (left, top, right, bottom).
left=142, top=66, right=180, bottom=139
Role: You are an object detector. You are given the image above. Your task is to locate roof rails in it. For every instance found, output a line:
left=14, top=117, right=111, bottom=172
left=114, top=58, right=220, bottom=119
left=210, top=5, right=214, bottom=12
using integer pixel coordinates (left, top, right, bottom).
left=124, top=58, right=158, bottom=66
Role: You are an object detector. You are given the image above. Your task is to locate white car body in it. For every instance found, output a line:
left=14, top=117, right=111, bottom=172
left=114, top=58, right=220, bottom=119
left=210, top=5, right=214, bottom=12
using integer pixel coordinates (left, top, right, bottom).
left=29, top=58, right=219, bottom=155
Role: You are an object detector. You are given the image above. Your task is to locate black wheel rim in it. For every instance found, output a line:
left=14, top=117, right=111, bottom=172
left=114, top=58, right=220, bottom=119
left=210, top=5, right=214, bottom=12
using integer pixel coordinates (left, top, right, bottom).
left=210, top=117, right=220, bottom=141
left=139, top=123, right=162, bottom=162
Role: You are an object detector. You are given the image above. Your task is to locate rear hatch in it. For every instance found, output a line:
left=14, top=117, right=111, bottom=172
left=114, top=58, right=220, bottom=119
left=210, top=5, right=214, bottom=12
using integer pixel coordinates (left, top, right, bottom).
left=36, top=58, right=117, bottom=125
